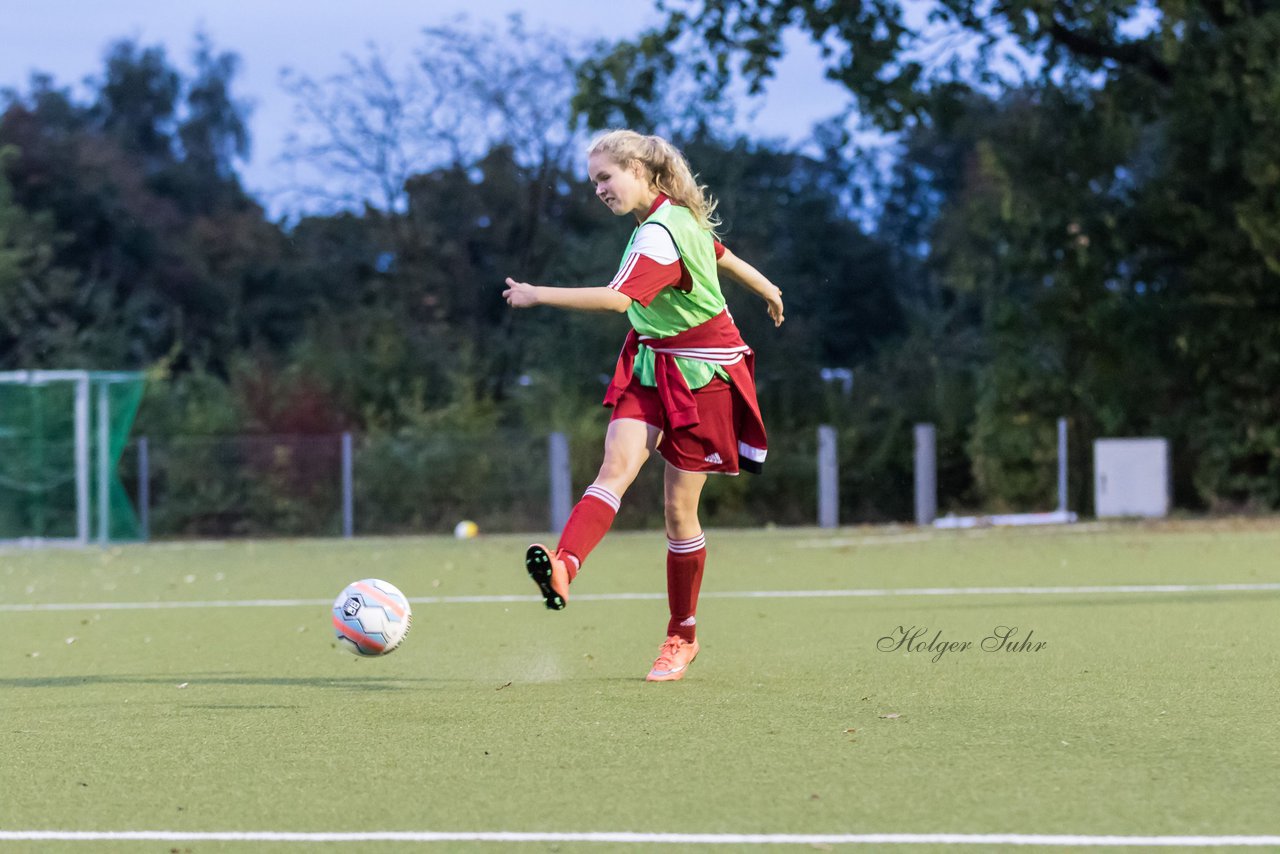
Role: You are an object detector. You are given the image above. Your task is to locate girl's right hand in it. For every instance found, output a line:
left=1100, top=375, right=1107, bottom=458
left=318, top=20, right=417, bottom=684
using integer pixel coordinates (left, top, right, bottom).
left=503, top=277, right=540, bottom=308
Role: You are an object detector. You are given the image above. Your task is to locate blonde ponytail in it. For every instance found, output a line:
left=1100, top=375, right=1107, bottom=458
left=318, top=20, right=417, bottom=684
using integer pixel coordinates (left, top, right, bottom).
left=587, top=130, right=721, bottom=235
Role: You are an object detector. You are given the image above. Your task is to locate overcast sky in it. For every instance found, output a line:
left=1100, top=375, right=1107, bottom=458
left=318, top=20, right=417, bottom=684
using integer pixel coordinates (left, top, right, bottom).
left=1, top=1, right=850, bottom=215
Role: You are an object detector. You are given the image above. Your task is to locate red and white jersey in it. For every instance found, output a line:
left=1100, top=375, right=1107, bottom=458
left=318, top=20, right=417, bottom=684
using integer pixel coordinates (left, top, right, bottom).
left=607, top=202, right=727, bottom=307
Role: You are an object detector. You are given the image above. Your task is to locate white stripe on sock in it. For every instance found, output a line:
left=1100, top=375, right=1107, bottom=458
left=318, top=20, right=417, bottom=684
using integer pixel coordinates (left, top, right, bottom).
left=583, top=485, right=621, bottom=513
left=668, top=533, right=706, bottom=554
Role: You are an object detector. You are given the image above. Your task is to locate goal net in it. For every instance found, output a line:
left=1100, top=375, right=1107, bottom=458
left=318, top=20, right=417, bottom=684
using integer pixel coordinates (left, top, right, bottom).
left=0, top=371, right=145, bottom=545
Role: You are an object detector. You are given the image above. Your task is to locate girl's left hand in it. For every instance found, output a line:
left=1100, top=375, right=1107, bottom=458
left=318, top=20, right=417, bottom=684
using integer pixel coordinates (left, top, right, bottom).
left=763, top=285, right=785, bottom=327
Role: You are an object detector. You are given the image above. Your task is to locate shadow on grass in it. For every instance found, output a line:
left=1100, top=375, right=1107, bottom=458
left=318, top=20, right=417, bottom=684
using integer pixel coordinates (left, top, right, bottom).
left=190, top=704, right=302, bottom=711
left=0, top=673, right=468, bottom=691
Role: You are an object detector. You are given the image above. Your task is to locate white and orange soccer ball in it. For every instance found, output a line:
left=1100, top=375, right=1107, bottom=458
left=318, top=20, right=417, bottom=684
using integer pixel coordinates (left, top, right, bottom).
left=331, top=578, right=412, bottom=656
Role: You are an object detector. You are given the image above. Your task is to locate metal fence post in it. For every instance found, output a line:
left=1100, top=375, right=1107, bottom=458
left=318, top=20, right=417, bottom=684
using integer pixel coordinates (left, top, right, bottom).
left=341, top=432, right=354, bottom=539
left=817, top=425, right=838, bottom=529
left=549, top=432, right=572, bottom=533
left=1057, top=417, right=1069, bottom=513
left=138, top=437, right=150, bottom=542
left=74, top=375, right=90, bottom=546
left=914, top=423, right=937, bottom=526
left=97, top=381, right=110, bottom=545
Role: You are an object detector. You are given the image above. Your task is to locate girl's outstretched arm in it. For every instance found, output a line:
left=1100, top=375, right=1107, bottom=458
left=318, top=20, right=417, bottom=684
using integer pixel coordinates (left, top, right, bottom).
left=717, top=247, right=784, bottom=327
left=503, top=278, right=632, bottom=313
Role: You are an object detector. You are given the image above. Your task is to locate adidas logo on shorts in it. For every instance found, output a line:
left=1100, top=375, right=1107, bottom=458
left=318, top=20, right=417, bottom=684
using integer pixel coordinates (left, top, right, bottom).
left=703, top=452, right=723, bottom=464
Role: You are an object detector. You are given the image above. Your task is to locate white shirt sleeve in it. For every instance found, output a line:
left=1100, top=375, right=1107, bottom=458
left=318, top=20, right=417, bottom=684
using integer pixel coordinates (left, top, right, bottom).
left=630, top=223, right=679, bottom=265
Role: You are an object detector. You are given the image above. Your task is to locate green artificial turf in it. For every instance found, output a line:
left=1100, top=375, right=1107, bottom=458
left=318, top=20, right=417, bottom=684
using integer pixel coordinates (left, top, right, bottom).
left=2, top=520, right=1279, bottom=852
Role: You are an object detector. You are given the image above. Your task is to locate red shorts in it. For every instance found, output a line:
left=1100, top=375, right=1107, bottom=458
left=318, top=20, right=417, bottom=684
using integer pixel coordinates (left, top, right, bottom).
left=610, top=377, right=742, bottom=474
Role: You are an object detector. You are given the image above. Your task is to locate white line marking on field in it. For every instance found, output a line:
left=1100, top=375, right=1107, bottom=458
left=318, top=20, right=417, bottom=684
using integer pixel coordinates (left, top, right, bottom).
left=794, top=522, right=1114, bottom=548
left=803, top=532, right=937, bottom=546
left=702, top=582, right=1280, bottom=599
left=2, top=583, right=1279, bottom=613
left=1, top=830, right=1279, bottom=846
left=795, top=523, right=1280, bottom=549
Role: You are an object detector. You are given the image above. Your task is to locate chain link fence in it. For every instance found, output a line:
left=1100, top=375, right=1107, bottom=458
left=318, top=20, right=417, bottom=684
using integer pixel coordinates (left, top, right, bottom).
left=115, top=428, right=840, bottom=539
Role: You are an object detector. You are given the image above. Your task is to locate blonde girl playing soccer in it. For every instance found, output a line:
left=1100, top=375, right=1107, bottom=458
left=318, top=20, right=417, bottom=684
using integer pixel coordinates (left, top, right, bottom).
left=503, top=129, right=784, bottom=681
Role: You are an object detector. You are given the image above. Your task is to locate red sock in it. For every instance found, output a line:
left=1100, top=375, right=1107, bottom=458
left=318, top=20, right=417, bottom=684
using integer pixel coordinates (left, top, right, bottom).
left=666, top=533, right=707, bottom=642
left=556, top=484, right=620, bottom=580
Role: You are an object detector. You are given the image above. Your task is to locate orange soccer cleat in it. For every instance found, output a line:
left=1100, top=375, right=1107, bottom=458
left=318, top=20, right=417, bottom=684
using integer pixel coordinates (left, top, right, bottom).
left=645, top=635, right=700, bottom=682
left=525, top=543, right=570, bottom=610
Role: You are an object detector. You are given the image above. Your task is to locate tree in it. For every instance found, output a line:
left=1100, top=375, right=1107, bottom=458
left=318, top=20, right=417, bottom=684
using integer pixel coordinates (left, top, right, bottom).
left=161, top=32, right=255, bottom=215
left=584, top=0, right=1280, bottom=511
left=279, top=15, right=588, bottom=217
left=91, top=41, right=182, bottom=168
left=180, top=33, right=251, bottom=182
left=276, top=17, right=608, bottom=414
left=576, top=0, right=1180, bottom=130
left=0, top=146, right=82, bottom=366
left=0, top=35, right=284, bottom=373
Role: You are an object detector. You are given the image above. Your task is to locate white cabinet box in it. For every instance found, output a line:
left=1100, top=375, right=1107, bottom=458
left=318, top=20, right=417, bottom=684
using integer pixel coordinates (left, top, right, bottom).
left=1094, top=438, right=1170, bottom=518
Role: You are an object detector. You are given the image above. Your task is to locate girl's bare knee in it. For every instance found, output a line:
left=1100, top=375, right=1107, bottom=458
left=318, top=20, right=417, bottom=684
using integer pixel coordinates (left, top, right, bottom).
left=597, top=457, right=639, bottom=485
left=664, top=498, right=699, bottom=532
